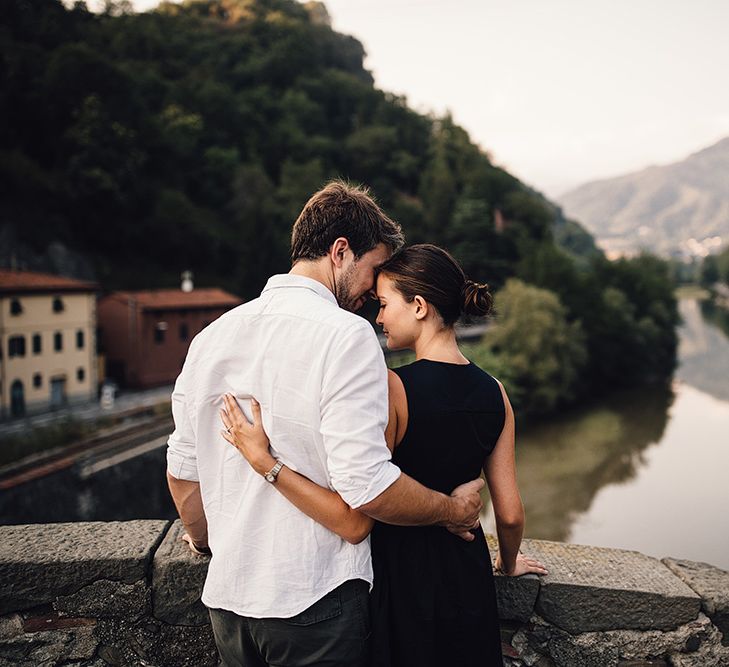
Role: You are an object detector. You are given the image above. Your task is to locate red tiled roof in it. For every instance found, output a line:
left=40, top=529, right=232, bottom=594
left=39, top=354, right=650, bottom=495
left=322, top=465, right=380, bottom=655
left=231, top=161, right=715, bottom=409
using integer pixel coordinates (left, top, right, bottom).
left=0, top=269, right=98, bottom=294
left=109, top=288, right=242, bottom=311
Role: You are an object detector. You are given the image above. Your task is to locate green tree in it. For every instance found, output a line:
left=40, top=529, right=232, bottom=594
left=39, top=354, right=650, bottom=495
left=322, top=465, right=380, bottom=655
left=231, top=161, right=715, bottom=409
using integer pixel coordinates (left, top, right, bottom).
left=474, top=280, right=587, bottom=416
left=0, top=0, right=680, bottom=412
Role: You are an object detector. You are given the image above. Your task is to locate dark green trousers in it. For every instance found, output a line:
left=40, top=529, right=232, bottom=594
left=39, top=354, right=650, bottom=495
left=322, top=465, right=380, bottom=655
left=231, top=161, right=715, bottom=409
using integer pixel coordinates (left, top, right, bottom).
left=209, top=579, right=370, bottom=667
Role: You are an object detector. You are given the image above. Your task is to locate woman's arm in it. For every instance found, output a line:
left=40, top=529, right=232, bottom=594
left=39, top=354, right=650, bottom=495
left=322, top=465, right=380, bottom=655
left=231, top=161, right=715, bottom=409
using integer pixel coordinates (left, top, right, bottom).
left=483, top=382, right=548, bottom=576
left=385, top=369, right=408, bottom=451
left=220, top=393, right=374, bottom=545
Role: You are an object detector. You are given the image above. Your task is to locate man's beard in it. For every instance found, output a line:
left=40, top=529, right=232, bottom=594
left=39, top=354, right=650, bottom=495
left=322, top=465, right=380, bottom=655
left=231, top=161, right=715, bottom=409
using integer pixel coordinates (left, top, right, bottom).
left=334, top=263, right=362, bottom=312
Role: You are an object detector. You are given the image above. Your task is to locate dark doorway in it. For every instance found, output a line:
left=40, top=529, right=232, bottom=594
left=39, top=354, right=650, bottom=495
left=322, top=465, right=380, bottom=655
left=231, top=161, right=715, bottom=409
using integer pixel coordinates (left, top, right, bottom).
left=50, top=376, right=67, bottom=409
left=11, top=380, right=25, bottom=417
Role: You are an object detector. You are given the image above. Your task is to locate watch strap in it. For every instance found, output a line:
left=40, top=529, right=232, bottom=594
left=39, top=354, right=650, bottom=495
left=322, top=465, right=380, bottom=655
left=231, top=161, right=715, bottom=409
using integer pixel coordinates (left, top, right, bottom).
left=264, top=460, right=284, bottom=483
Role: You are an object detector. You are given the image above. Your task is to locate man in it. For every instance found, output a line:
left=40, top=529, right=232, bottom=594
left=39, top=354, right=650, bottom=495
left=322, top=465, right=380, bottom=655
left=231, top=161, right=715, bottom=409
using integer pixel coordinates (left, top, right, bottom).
left=167, top=181, right=483, bottom=666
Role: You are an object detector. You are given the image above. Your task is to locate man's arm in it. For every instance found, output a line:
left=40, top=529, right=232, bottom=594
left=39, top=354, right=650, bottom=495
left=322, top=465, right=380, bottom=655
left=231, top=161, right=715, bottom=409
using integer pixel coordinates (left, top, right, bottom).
left=167, top=369, right=209, bottom=552
left=357, top=475, right=483, bottom=538
left=167, top=473, right=209, bottom=551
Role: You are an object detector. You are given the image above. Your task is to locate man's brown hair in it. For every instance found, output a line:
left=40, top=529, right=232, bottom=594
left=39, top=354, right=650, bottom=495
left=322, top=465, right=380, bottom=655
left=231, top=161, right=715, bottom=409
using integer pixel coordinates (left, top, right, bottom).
left=291, top=180, right=404, bottom=263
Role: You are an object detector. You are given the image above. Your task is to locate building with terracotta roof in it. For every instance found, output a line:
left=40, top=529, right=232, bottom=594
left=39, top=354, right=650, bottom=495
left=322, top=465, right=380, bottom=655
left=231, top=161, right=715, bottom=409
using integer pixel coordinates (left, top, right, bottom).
left=0, top=269, right=99, bottom=419
left=97, top=285, right=242, bottom=388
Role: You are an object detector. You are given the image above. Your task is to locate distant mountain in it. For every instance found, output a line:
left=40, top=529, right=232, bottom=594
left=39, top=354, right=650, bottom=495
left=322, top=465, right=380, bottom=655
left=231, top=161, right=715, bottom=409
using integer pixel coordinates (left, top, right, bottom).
left=558, top=137, right=729, bottom=258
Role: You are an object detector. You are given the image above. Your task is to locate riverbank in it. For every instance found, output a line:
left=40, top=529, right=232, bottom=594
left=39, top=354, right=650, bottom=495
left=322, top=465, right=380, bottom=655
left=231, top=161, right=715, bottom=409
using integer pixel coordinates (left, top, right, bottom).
left=0, top=386, right=172, bottom=468
left=675, top=285, right=711, bottom=300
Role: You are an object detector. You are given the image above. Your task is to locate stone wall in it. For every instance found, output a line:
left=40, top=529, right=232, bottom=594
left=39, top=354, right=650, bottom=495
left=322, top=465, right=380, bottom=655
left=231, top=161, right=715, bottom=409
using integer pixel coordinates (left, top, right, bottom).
left=1, top=520, right=727, bottom=666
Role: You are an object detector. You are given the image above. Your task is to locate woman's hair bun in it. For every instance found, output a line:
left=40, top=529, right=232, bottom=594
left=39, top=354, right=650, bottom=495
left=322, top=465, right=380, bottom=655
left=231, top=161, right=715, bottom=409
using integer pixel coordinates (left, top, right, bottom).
left=461, top=279, right=493, bottom=317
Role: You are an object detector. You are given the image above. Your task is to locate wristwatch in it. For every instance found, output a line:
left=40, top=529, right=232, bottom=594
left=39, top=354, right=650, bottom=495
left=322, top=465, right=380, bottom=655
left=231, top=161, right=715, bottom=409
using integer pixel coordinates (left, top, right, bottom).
left=190, top=541, right=212, bottom=556
left=264, top=460, right=284, bottom=483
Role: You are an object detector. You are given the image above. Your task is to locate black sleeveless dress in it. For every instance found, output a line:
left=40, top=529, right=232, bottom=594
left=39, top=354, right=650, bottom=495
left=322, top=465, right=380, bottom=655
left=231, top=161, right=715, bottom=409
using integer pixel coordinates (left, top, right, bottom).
left=369, top=359, right=505, bottom=667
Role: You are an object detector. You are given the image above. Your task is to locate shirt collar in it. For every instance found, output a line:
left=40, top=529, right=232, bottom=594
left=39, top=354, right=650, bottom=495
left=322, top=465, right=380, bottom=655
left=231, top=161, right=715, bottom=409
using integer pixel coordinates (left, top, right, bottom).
left=262, top=274, right=338, bottom=306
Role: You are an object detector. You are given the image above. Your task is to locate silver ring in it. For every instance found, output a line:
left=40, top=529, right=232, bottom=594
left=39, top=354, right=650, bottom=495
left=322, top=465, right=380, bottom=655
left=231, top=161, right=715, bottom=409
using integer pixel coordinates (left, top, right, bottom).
left=226, top=426, right=232, bottom=433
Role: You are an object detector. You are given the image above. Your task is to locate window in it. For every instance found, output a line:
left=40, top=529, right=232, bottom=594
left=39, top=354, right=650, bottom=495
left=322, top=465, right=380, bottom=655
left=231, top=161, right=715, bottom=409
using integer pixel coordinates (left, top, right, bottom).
left=154, top=322, right=168, bottom=344
left=77, top=367, right=85, bottom=382
left=8, top=336, right=26, bottom=358
left=10, top=298, right=22, bottom=315
left=33, top=373, right=42, bottom=389
left=54, top=331, right=63, bottom=352
left=179, top=323, right=189, bottom=341
left=32, top=334, right=42, bottom=355
left=76, top=330, right=85, bottom=349
left=52, top=296, right=64, bottom=312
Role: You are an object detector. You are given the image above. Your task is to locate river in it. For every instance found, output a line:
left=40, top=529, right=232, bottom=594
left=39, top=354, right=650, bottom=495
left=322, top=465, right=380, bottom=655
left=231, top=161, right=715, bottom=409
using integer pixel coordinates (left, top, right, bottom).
left=1, top=298, right=727, bottom=569
left=480, top=297, right=729, bottom=570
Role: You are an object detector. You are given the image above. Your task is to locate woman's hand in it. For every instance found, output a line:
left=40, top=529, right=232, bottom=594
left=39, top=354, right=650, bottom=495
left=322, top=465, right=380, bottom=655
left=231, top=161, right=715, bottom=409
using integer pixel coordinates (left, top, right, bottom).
left=495, top=552, right=548, bottom=577
left=220, top=393, right=276, bottom=476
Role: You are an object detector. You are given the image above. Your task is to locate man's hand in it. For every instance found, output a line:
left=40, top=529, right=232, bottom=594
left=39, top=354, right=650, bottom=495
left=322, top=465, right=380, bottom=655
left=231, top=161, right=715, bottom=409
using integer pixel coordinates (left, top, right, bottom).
left=443, top=478, right=484, bottom=541
left=181, top=532, right=212, bottom=556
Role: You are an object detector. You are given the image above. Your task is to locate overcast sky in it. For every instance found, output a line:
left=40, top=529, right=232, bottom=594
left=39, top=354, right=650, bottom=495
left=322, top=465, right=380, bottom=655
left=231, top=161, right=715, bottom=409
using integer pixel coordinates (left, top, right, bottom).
left=130, top=0, right=729, bottom=197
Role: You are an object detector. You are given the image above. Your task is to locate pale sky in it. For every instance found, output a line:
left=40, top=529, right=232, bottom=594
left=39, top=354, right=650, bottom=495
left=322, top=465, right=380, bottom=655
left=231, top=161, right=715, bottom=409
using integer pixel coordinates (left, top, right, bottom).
left=130, top=0, right=729, bottom=196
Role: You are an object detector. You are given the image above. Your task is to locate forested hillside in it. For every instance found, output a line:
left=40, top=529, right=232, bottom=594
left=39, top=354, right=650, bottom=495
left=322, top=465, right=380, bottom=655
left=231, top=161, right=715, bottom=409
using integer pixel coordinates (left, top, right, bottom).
left=0, top=0, right=677, bottom=411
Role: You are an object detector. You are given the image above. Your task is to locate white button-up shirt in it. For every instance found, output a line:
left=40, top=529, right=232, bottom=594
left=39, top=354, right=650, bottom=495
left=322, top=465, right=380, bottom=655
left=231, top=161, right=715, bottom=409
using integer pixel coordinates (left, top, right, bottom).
left=167, top=274, right=401, bottom=618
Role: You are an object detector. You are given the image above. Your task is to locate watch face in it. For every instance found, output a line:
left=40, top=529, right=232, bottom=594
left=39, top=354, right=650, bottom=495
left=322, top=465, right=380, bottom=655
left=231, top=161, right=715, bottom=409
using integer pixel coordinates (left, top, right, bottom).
left=265, top=461, right=281, bottom=483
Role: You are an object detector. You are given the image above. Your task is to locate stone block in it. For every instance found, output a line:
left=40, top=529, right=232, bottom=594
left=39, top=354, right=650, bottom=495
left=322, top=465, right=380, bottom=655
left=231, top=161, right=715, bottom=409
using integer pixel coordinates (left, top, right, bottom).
left=54, top=579, right=150, bottom=619
left=510, top=616, right=557, bottom=666
left=0, top=520, right=169, bottom=615
left=522, top=539, right=701, bottom=633
left=668, top=625, right=729, bottom=667
left=548, top=630, right=620, bottom=666
left=152, top=519, right=210, bottom=625
left=553, top=613, right=714, bottom=665
left=486, top=534, right=542, bottom=622
left=662, top=558, right=729, bottom=646
left=0, top=626, right=97, bottom=665
left=94, top=616, right=217, bottom=667
left=513, top=612, right=728, bottom=667
left=0, top=614, right=23, bottom=640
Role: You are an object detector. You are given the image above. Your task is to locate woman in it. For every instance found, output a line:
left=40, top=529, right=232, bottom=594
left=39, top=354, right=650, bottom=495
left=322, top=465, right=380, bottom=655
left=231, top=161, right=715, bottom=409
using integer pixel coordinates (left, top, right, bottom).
left=220, top=244, right=547, bottom=666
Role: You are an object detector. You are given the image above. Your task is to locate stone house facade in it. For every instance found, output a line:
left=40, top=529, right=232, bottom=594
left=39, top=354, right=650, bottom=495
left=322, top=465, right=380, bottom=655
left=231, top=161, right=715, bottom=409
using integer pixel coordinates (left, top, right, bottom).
left=0, top=270, right=99, bottom=420
left=97, top=288, right=241, bottom=389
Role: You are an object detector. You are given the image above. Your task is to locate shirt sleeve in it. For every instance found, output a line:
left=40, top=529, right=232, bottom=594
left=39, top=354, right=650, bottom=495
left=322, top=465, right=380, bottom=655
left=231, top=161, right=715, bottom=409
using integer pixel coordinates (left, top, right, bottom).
left=166, top=369, right=199, bottom=482
left=320, top=319, right=401, bottom=509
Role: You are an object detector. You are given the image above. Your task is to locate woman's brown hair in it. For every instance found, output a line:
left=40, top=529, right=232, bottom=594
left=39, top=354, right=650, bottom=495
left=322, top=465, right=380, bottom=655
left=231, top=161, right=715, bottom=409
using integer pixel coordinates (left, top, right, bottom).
left=377, top=244, right=492, bottom=326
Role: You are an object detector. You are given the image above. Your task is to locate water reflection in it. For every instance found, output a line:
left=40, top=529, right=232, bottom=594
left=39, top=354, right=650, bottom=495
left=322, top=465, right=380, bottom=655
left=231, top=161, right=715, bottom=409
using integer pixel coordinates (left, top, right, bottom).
left=482, top=385, right=673, bottom=542
left=677, top=298, right=729, bottom=402
left=568, top=383, right=729, bottom=568
left=700, top=299, right=729, bottom=338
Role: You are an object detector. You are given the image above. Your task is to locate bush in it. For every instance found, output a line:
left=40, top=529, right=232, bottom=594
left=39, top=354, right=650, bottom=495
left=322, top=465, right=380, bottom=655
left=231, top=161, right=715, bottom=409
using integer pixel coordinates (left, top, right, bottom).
left=470, top=279, right=587, bottom=416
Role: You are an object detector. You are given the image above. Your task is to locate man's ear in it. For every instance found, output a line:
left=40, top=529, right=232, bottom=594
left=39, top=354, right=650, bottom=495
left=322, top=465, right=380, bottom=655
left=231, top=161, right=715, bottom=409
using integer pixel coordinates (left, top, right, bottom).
left=413, top=295, right=428, bottom=320
left=329, top=237, right=350, bottom=269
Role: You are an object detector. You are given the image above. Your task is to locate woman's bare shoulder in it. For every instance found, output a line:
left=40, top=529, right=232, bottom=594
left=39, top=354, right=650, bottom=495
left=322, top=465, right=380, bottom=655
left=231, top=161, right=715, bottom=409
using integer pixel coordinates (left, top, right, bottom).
left=387, top=369, right=407, bottom=405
